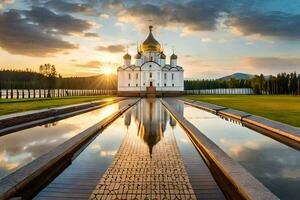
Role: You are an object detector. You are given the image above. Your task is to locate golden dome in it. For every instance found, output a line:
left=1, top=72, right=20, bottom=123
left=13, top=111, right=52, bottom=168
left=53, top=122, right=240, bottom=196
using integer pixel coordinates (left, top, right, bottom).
left=160, top=52, right=166, bottom=59
left=123, top=53, right=131, bottom=60
left=134, top=52, right=141, bottom=59
left=171, top=53, right=177, bottom=59
left=141, top=26, right=161, bottom=52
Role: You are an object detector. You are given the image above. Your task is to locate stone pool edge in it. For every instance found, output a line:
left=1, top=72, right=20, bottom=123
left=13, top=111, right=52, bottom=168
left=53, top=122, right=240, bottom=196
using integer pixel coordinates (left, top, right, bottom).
left=0, top=98, right=140, bottom=200
left=179, top=97, right=300, bottom=148
left=0, top=97, right=127, bottom=135
left=161, top=98, right=279, bottom=200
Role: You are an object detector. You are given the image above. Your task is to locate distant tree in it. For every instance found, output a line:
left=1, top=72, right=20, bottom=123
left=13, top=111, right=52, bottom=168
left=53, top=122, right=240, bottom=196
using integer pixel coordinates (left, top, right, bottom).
left=39, top=64, right=57, bottom=97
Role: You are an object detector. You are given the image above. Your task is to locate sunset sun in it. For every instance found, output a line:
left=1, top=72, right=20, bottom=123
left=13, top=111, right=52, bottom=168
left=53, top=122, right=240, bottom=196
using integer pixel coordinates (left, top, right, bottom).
left=102, top=66, right=113, bottom=75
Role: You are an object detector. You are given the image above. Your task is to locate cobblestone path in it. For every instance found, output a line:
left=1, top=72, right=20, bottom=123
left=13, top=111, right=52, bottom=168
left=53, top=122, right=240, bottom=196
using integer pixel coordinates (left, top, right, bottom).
left=90, top=127, right=196, bottom=200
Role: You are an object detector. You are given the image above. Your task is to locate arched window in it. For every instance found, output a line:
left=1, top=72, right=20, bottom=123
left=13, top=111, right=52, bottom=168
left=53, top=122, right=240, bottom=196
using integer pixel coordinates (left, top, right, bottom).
left=149, top=72, right=152, bottom=78
left=172, top=73, right=174, bottom=80
left=136, top=73, right=138, bottom=79
left=172, top=83, right=174, bottom=87
left=128, top=73, right=131, bottom=79
left=164, top=73, right=167, bottom=79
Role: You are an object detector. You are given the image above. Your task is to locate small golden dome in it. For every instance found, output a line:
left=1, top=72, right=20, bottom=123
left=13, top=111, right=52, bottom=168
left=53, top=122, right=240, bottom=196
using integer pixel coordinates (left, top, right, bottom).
left=171, top=53, right=177, bottom=59
left=135, top=52, right=141, bottom=59
left=123, top=53, right=131, bottom=60
left=141, top=26, right=161, bottom=52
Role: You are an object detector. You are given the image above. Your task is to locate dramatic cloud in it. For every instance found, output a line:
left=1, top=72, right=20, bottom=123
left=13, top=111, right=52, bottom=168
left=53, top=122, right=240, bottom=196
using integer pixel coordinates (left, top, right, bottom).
left=228, top=11, right=300, bottom=39
left=45, top=0, right=101, bottom=16
left=24, top=7, right=92, bottom=35
left=242, top=57, right=300, bottom=74
left=117, top=0, right=230, bottom=32
left=96, top=44, right=125, bottom=53
left=0, top=9, right=77, bottom=57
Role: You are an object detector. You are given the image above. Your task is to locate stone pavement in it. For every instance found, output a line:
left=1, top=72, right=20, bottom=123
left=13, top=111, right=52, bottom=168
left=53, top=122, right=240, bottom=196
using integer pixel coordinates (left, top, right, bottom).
left=90, top=127, right=196, bottom=200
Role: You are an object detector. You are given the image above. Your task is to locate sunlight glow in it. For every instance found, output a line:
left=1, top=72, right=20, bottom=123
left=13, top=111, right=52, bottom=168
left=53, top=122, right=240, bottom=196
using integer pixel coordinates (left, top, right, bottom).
left=102, top=66, right=113, bottom=75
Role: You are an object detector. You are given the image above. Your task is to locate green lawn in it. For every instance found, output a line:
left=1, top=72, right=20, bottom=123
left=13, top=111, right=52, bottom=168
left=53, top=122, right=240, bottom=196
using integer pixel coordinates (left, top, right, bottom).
left=0, top=95, right=113, bottom=116
left=185, top=95, right=300, bottom=127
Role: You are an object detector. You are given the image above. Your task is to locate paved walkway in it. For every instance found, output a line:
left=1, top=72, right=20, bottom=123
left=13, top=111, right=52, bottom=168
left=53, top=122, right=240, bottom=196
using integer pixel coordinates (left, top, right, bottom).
left=90, top=128, right=196, bottom=200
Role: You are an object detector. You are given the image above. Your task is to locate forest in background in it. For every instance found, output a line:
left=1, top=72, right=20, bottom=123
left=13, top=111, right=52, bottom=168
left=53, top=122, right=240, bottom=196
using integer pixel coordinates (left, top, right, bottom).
left=0, top=68, right=117, bottom=90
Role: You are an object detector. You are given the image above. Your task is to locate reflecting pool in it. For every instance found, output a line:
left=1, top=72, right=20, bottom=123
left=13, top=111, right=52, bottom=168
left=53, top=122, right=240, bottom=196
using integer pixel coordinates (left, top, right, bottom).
left=35, top=99, right=216, bottom=199
left=166, top=99, right=300, bottom=200
left=0, top=99, right=133, bottom=179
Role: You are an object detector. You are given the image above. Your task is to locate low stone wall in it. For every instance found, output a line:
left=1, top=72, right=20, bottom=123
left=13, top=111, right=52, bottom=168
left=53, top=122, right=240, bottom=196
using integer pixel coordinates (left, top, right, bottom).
left=0, top=97, right=126, bottom=133
left=180, top=98, right=300, bottom=150
left=0, top=98, right=139, bottom=200
left=161, top=99, right=279, bottom=200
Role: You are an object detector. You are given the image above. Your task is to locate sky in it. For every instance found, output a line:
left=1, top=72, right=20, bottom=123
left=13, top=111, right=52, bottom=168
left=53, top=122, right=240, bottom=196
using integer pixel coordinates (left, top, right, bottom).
left=0, top=0, right=300, bottom=79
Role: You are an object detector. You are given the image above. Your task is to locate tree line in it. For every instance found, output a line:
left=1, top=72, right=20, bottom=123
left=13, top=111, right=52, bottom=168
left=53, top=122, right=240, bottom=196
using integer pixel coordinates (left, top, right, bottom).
left=184, top=72, right=300, bottom=95
left=0, top=65, right=117, bottom=91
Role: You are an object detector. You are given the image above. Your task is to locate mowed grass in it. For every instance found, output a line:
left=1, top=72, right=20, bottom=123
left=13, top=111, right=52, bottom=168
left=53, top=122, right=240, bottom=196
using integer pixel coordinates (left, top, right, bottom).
left=0, top=95, right=113, bottom=116
left=185, top=95, right=300, bottom=127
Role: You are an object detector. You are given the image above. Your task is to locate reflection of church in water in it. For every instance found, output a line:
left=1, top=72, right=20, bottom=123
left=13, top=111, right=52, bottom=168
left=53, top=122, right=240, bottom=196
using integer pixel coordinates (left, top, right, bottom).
left=123, top=99, right=183, bottom=154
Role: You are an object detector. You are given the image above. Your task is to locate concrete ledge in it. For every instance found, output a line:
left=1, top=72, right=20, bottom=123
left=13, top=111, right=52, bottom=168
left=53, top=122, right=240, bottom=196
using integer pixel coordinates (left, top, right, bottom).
left=161, top=99, right=279, bottom=200
left=0, top=97, right=126, bottom=131
left=0, top=98, right=139, bottom=200
left=181, top=98, right=300, bottom=147
left=178, top=97, right=226, bottom=114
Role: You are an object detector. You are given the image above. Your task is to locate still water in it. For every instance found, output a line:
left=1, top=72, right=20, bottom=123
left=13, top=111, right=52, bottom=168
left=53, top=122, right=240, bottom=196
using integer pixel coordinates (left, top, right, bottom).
left=0, top=99, right=133, bottom=179
left=166, top=99, right=300, bottom=200
left=35, top=98, right=217, bottom=199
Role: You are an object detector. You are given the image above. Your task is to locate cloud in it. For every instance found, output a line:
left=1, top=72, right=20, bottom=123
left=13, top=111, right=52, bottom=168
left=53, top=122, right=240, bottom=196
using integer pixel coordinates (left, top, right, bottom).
left=0, top=9, right=78, bottom=57
left=45, top=0, right=101, bottom=16
left=75, top=60, right=103, bottom=68
left=117, top=0, right=229, bottom=32
left=228, top=11, right=300, bottom=40
left=241, top=57, right=300, bottom=74
left=84, top=32, right=100, bottom=38
left=96, top=44, right=125, bottom=53
left=24, top=6, right=92, bottom=35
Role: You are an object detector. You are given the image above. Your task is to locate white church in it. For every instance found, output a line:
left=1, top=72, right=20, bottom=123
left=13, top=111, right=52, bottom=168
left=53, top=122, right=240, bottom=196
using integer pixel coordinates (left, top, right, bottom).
left=117, top=26, right=184, bottom=97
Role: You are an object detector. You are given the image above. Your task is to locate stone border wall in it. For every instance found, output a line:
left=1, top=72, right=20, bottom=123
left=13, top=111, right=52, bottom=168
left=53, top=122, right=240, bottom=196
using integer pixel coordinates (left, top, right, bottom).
left=161, top=98, right=279, bottom=200
left=180, top=98, right=300, bottom=150
left=0, top=97, right=127, bottom=135
left=0, top=98, right=139, bottom=200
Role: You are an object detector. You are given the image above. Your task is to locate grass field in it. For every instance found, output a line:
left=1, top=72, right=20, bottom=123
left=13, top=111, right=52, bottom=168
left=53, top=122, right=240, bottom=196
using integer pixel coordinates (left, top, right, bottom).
left=0, top=95, right=113, bottom=116
left=185, top=95, right=300, bottom=127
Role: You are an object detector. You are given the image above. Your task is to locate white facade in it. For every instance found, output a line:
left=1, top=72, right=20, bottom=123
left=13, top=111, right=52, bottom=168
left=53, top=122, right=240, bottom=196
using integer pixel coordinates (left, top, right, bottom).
left=117, top=26, right=184, bottom=94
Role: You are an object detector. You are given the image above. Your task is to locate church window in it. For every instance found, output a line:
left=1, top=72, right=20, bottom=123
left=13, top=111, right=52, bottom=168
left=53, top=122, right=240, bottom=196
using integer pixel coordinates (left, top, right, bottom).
left=128, top=73, right=131, bottom=79
left=136, top=73, right=138, bottom=79
left=143, top=83, right=145, bottom=86
left=172, top=73, right=174, bottom=80
left=136, top=84, right=138, bottom=87
left=150, top=56, right=153, bottom=61
left=149, top=72, right=152, bottom=78
left=164, top=83, right=166, bottom=87
left=158, top=83, right=159, bottom=86
left=172, top=83, right=174, bottom=87
left=149, top=65, right=152, bottom=68
left=164, top=73, right=167, bottom=79
left=128, top=83, right=130, bottom=87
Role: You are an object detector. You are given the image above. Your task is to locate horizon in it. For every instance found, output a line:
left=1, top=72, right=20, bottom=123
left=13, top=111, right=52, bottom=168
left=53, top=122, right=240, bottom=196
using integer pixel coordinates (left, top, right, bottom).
left=0, top=0, right=300, bottom=79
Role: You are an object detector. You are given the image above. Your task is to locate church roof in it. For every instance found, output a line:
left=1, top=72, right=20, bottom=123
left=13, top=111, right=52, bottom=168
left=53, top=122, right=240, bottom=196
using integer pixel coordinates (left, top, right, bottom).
left=160, top=52, right=166, bottom=59
left=141, top=26, right=161, bottom=52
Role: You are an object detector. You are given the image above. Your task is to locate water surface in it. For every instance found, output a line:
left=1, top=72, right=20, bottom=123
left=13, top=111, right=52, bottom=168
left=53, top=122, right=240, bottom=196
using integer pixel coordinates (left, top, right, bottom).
left=166, top=99, right=300, bottom=200
left=0, top=100, right=132, bottom=179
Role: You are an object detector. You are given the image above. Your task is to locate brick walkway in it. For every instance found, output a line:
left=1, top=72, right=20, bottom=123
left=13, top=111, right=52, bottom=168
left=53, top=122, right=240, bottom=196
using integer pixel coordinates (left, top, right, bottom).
left=90, top=126, right=196, bottom=200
